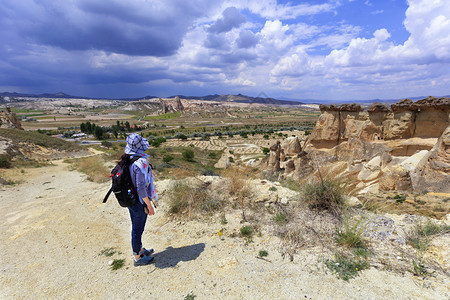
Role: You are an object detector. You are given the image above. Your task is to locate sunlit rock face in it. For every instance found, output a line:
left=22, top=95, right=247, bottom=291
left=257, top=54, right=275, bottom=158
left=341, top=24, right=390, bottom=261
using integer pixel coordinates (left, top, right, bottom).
left=0, top=108, right=22, bottom=129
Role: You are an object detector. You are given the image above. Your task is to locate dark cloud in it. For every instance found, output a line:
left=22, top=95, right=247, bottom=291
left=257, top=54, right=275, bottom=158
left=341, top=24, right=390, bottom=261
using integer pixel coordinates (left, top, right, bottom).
left=208, top=7, right=246, bottom=34
left=236, top=30, right=259, bottom=48
left=1, top=0, right=213, bottom=57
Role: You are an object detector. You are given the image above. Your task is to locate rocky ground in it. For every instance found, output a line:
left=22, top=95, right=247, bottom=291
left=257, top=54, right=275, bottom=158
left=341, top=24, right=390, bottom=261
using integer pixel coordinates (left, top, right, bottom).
left=1, top=160, right=449, bottom=299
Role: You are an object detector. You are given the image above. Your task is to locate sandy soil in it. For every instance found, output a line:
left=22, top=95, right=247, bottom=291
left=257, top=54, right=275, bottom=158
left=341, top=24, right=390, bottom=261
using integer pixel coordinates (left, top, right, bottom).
left=0, top=161, right=449, bottom=299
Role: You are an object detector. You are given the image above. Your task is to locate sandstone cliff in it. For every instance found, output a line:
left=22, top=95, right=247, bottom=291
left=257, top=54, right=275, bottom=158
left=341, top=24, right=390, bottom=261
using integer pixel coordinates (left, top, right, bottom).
left=0, top=107, right=22, bottom=129
left=307, top=97, right=449, bottom=151
left=268, top=97, right=450, bottom=193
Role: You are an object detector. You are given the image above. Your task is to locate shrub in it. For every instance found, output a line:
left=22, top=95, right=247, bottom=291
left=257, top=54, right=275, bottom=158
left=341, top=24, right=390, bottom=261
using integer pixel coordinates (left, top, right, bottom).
left=263, top=134, right=269, bottom=139
left=335, top=217, right=367, bottom=249
left=274, top=212, right=289, bottom=225
left=151, top=137, right=166, bottom=147
left=262, top=147, right=270, bottom=155
left=208, top=152, right=217, bottom=159
left=0, top=154, right=11, bottom=168
left=163, top=155, right=174, bottom=163
left=302, top=179, right=344, bottom=217
left=174, top=132, right=188, bottom=140
left=72, top=156, right=110, bottom=183
left=240, top=225, right=253, bottom=237
left=182, top=149, right=195, bottom=161
left=101, top=141, right=112, bottom=149
left=324, top=252, right=369, bottom=281
left=168, top=182, right=224, bottom=217
left=201, top=169, right=218, bottom=176
left=406, top=219, right=450, bottom=252
left=111, top=259, right=125, bottom=270
left=259, top=250, right=268, bottom=257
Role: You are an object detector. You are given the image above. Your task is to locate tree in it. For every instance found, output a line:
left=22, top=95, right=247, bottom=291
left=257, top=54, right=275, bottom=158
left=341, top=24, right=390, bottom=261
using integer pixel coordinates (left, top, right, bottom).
left=182, top=149, right=194, bottom=161
left=94, top=126, right=104, bottom=140
left=112, top=127, right=118, bottom=139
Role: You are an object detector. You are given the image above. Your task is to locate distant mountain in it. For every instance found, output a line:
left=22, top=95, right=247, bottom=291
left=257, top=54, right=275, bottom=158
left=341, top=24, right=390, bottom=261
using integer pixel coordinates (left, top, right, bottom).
left=0, top=91, right=84, bottom=99
left=2, top=91, right=448, bottom=105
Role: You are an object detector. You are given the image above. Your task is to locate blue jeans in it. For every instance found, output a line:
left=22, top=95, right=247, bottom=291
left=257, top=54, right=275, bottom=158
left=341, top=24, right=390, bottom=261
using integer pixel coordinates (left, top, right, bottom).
left=128, top=202, right=147, bottom=255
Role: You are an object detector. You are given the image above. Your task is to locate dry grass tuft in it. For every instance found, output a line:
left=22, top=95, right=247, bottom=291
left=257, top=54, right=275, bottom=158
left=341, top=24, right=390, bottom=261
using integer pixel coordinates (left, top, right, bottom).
left=71, top=156, right=110, bottom=183
left=167, top=180, right=225, bottom=219
left=222, top=167, right=252, bottom=221
left=302, top=178, right=345, bottom=218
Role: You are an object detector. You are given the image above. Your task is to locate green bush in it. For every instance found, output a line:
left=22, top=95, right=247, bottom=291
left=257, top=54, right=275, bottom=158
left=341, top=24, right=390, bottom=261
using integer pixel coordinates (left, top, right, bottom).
left=274, top=212, right=289, bottom=225
left=406, top=219, right=450, bottom=252
left=0, top=155, right=11, bottom=168
left=325, top=252, right=369, bottom=281
left=258, top=250, right=268, bottom=257
left=335, top=217, right=367, bottom=249
left=162, top=155, right=174, bottom=163
left=240, top=226, right=253, bottom=237
left=182, top=149, right=195, bottom=161
left=262, top=147, right=270, bottom=155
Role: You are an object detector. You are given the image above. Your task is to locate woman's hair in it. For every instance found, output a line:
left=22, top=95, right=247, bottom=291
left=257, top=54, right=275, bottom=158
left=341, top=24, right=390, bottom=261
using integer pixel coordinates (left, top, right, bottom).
left=118, top=153, right=131, bottom=166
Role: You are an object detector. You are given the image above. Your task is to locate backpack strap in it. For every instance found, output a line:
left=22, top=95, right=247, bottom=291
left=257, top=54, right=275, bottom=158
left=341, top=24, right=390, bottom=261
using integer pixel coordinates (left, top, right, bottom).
left=103, top=187, right=113, bottom=203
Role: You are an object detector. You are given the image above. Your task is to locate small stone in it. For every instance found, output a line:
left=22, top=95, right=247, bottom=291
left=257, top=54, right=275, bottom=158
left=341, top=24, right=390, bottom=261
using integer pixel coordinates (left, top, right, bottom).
left=217, top=256, right=238, bottom=268
left=108, top=260, right=114, bottom=266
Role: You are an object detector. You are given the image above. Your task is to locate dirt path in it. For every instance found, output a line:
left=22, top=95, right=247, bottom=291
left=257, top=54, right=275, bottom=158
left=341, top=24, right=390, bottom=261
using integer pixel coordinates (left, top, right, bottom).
left=0, top=162, right=449, bottom=299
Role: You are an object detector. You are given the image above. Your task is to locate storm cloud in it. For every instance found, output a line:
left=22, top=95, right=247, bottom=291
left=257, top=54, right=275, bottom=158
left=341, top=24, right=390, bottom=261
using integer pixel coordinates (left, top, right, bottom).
left=0, top=0, right=448, bottom=100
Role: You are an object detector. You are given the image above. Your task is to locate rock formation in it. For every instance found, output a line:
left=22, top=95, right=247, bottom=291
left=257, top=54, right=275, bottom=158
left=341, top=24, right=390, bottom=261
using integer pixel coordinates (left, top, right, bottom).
left=272, top=97, right=450, bottom=193
left=307, top=97, right=449, bottom=150
left=160, top=96, right=185, bottom=114
left=0, top=108, right=22, bottom=129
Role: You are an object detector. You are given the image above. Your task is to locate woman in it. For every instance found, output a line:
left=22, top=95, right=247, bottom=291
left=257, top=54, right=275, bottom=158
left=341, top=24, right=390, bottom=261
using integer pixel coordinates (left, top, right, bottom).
left=122, top=133, right=158, bottom=266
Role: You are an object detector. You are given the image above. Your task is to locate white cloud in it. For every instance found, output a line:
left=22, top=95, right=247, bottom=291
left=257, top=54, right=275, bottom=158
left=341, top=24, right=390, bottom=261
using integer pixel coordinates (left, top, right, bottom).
left=271, top=49, right=311, bottom=77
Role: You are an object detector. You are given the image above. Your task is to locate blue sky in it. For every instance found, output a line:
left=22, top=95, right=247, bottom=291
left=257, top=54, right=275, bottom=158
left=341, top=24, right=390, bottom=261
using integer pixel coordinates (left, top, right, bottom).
left=0, top=0, right=449, bottom=100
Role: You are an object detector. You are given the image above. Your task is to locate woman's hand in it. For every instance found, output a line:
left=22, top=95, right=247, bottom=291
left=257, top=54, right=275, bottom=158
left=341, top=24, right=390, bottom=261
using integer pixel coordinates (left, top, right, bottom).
left=143, top=197, right=155, bottom=216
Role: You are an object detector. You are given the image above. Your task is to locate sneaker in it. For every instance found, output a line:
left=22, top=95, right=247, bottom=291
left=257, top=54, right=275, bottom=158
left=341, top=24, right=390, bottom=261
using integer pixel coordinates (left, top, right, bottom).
left=140, top=248, right=154, bottom=257
left=133, top=255, right=154, bottom=267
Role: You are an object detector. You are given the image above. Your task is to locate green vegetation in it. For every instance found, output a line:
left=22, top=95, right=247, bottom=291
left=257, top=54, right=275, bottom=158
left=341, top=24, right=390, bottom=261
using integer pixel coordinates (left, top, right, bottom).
left=302, top=179, right=345, bottom=217
left=406, top=219, right=450, bottom=252
left=394, top=193, right=406, bottom=203
left=274, top=212, right=289, bottom=225
left=111, top=259, right=125, bottom=270
left=324, top=252, right=369, bottom=281
left=269, top=186, right=277, bottom=191
left=162, top=155, right=174, bottom=163
left=220, top=214, right=228, bottom=225
left=144, top=112, right=181, bottom=120
left=100, top=247, right=118, bottom=257
left=182, top=149, right=195, bottom=161
left=0, top=128, right=83, bottom=152
left=258, top=250, right=268, bottom=257
left=184, top=292, right=196, bottom=300
left=240, top=225, right=253, bottom=237
left=335, top=217, right=367, bottom=249
left=0, top=154, right=11, bottom=168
